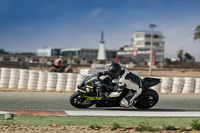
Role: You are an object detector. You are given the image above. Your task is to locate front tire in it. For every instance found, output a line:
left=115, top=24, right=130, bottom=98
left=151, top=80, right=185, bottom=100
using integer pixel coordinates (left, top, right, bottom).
left=134, top=89, right=159, bottom=109
left=70, top=92, right=94, bottom=108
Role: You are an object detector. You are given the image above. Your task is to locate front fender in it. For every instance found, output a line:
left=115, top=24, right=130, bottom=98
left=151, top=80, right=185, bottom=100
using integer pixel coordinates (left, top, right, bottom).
left=77, top=90, right=87, bottom=94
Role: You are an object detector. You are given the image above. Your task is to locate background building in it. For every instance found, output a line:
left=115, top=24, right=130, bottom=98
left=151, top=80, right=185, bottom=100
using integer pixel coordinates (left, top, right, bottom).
left=37, top=46, right=61, bottom=57
left=61, top=48, right=117, bottom=59
left=117, top=30, right=165, bottom=66
left=133, top=30, right=165, bottom=63
left=36, top=46, right=52, bottom=57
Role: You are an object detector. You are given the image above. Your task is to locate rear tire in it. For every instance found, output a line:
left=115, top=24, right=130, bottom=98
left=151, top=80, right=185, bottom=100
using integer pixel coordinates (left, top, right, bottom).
left=134, top=89, right=159, bottom=109
left=70, top=92, right=94, bottom=108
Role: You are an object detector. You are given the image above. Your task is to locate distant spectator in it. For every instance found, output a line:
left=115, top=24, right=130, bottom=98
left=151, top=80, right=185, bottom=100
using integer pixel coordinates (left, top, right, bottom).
left=54, top=56, right=64, bottom=69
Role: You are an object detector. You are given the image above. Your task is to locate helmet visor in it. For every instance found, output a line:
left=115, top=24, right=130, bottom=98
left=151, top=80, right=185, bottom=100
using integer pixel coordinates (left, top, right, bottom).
left=109, top=72, right=118, bottom=79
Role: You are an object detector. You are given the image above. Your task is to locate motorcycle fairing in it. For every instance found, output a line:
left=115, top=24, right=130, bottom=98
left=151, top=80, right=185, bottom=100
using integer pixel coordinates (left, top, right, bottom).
left=78, top=85, right=94, bottom=94
left=142, top=77, right=161, bottom=88
left=84, top=96, right=103, bottom=101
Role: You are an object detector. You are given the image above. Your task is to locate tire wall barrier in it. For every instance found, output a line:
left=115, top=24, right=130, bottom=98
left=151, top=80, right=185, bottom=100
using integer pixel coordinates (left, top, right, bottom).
left=0, top=67, right=200, bottom=94
left=160, top=77, right=172, bottom=93
left=0, top=68, right=86, bottom=92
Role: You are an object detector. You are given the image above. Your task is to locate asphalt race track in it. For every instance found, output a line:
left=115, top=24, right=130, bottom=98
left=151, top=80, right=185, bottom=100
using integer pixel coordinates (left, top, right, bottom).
left=0, top=92, right=200, bottom=116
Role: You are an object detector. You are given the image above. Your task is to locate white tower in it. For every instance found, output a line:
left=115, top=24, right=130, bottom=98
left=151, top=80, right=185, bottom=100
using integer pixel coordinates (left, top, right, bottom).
left=97, top=31, right=106, bottom=60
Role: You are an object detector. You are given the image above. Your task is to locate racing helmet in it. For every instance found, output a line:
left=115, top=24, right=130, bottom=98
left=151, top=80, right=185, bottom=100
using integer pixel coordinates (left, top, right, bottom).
left=108, top=63, right=122, bottom=79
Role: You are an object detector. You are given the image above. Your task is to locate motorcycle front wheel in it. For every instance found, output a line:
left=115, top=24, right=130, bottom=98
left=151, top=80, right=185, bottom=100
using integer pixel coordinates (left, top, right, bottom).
left=134, top=89, right=159, bottom=109
left=70, top=92, right=94, bottom=108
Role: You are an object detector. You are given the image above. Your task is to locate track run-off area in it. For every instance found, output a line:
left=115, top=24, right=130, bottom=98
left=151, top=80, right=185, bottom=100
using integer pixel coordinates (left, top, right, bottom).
left=0, top=92, right=200, bottom=117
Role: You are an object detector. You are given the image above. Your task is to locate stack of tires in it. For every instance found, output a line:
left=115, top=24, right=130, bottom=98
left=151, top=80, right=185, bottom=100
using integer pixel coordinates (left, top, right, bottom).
left=182, top=77, right=195, bottom=94
left=18, top=69, right=29, bottom=89
left=8, top=68, right=20, bottom=89
left=56, top=73, right=67, bottom=91
left=75, top=74, right=86, bottom=91
left=160, top=77, right=172, bottom=93
left=151, top=77, right=161, bottom=92
left=171, top=77, right=184, bottom=93
left=0, top=68, right=10, bottom=88
left=27, top=70, right=38, bottom=90
left=66, top=73, right=76, bottom=91
left=46, top=72, right=57, bottom=91
left=194, top=78, right=200, bottom=94
left=37, top=71, right=48, bottom=91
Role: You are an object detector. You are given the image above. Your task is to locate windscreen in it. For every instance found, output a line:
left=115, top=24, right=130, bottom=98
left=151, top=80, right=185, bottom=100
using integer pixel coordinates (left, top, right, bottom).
left=84, top=73, right=98, bottom=83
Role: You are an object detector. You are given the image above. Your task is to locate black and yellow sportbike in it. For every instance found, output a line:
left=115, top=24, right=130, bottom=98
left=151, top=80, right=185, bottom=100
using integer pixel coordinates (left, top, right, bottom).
left=70, top=73, right=160, bottom=109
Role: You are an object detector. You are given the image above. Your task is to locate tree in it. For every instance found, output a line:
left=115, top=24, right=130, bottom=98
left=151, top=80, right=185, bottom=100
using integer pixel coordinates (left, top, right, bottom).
left=177, top=49, right=184, bottom=61
left=194, top=25, right=200, bottom=40
left=0, top=49, right=9, bottom=54
left=184, top=52, right=195, bottom=62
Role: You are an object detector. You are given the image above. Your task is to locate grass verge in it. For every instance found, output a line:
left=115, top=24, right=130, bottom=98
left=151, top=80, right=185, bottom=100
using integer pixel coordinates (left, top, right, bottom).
left=0, top=114, right=200, bottom=128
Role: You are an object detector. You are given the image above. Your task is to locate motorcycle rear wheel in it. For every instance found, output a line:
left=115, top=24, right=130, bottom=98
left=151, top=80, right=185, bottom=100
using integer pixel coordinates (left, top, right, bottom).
left=134, top=89, right=159, bottom=109
left=70, top=92, right=94, bottom=108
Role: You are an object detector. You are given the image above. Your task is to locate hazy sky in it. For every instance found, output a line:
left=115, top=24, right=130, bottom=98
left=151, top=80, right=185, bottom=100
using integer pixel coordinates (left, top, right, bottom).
left=0, top=0, right=200, bottom=60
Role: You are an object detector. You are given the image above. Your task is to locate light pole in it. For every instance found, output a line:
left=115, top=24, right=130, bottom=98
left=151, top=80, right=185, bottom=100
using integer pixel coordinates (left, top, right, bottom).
left=149, top=24, right=157, bottom=75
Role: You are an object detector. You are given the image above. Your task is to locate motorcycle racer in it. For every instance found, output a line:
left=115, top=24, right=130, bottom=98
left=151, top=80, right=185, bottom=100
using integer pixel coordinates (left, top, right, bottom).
left=97, top=63, right=143, bottom=107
